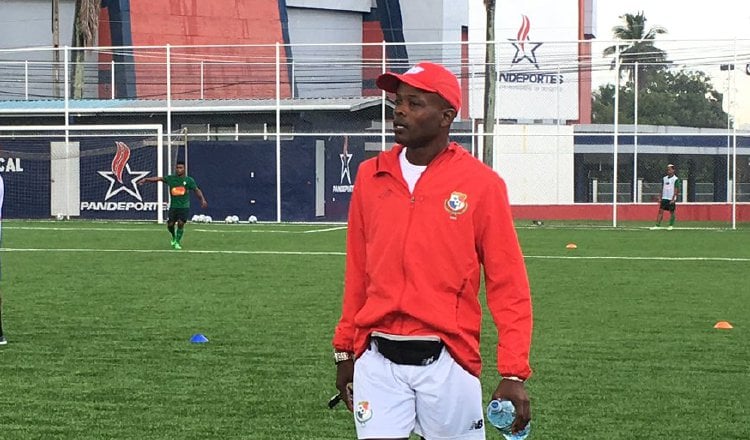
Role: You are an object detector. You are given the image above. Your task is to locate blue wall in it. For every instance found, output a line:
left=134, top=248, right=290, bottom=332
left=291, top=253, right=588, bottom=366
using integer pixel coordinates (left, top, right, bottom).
left=2, top=136, right=365, bottom=222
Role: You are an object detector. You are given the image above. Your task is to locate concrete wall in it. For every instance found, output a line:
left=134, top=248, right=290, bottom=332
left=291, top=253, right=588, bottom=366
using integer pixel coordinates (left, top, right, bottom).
left=0, top=0, right=77, bottom=99
left=400, top=0, right=467, bottom=65
left=494, top=124, right=575, bottom=204
left=286, top=7, right=364, bottom=98
left=0, top=0, right=75, bottom=49
left=100, top=0, right=287, bottom=99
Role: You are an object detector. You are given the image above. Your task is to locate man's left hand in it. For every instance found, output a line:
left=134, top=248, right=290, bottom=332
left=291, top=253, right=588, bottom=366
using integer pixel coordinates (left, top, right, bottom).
left=492, top=379, right=530, bottom=434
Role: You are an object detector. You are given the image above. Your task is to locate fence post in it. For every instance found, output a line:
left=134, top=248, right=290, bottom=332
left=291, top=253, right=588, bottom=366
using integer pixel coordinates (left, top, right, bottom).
left=111, top=60, right=115, bottom=99
left=275, top=42, right=282, bottom=222
left=166, top=44, right=173, bottom=174
left=682, top=179, right=688, bottom=203
left=637, top=178, right=644, bottom=203
left=592, top=179, right=598, bottom=203
left=200, top=60, right=204, bottom=99
left=24, top=60, right=29, bottom=100
left=381, top=41, right=387, bottom=151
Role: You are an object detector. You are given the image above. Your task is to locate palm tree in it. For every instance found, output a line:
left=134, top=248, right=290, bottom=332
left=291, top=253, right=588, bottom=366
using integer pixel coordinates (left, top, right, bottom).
left=603, top=12, right=668, bottom=87
left=71, top=0, right=101, bottom=98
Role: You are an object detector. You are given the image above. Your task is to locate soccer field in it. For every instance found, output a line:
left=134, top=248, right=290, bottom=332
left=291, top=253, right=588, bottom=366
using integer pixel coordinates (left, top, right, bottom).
left=1, top=221, right=748, bottom=439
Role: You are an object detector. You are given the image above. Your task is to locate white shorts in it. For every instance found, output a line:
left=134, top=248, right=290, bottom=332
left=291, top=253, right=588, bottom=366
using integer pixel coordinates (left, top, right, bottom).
left=352, top=341, right=485, bottom=440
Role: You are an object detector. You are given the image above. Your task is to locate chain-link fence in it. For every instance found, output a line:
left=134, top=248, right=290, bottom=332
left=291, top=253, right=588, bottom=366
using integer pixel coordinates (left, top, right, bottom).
left=0, top=39, right=748, bottom=226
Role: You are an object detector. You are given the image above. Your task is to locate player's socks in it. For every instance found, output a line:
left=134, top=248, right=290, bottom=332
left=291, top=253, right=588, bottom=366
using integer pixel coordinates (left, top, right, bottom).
left=168, top=224, right=175, bottom=238
left=669, top=214, right=675, bottom=226
left=175, top=228, right=184, bottom=244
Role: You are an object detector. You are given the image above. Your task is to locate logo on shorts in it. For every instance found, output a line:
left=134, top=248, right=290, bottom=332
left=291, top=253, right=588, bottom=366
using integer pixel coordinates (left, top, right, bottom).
left=355, top=401, right=373, bottom=424
left=444, top=191, right=469, bottom=218
left=421, top=355, right=436, bottom=366
left=469, top=418, right=484, bottom=430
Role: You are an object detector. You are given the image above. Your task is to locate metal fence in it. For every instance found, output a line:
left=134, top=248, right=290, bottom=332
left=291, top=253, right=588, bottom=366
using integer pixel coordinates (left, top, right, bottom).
left=0, top=39, right=748, bottom=226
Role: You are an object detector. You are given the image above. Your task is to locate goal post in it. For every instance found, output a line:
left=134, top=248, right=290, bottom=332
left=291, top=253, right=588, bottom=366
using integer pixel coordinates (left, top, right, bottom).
left=0, top=124, right=170, bottom=222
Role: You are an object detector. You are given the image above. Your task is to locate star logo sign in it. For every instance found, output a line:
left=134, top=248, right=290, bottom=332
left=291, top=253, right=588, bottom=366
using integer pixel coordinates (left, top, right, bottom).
left=510, top=14, right=542, bottom=69
left=340, top=136, right=353, bottom=185
left=98, top=141, right=150, bottom=201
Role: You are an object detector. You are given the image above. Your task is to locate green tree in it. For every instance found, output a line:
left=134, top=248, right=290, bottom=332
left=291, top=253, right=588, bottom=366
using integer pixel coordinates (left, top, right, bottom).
left=591, top=69, right=727, bottom=129
left=603, top=12, right=668, bottom=86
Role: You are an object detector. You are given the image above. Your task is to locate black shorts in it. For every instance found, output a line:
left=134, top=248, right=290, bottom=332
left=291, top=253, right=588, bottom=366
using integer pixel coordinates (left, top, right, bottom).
left=168, top=208, right=190, bottom=223
left=660, top=199, right=676, bottom=211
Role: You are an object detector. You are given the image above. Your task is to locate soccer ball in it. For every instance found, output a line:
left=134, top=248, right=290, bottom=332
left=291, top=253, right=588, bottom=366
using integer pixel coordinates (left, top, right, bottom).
left=204, top=216, right=213, bottom=223
left=225, top=215, right=240, bottom=224
left=56, top=213, right=65, bottom=221
left=248, top=215, right=258, bottom=224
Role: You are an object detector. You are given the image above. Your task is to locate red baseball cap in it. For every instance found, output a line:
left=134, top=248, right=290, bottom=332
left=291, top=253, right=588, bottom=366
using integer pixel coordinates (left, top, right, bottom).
left=376, top=62, right=461, bottom=112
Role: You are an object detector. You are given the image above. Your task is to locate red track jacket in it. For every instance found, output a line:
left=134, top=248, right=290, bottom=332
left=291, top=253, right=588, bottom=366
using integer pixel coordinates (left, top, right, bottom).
left=333, top=143, right=532, bottom=379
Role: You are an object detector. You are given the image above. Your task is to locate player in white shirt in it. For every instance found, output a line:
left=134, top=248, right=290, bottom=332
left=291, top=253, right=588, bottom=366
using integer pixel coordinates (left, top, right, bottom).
left=655, top=164, right=681, bottom=229
left=0, top=172, right=5, bottom=345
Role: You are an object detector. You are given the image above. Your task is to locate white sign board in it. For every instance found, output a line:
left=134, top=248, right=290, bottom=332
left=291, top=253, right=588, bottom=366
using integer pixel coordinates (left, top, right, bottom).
left=471, top=0, right=580, bottom=121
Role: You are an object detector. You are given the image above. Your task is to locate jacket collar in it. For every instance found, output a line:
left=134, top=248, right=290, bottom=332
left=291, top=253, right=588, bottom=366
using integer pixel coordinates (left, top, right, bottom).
left=374, top=142, right=464, bottom=176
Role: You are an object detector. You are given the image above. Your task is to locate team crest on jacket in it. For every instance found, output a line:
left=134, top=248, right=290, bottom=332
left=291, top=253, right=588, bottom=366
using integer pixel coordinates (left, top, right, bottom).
left=445, top=191, right=469, bottom=217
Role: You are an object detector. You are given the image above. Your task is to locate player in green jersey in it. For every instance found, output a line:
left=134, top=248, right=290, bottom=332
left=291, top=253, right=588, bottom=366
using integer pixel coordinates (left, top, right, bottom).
left=139, top=161, right=208, bottom=249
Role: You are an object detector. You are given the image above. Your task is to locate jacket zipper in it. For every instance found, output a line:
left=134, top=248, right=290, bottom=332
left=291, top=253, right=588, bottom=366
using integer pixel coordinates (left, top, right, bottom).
left=392, top=147, right=453, bottom=334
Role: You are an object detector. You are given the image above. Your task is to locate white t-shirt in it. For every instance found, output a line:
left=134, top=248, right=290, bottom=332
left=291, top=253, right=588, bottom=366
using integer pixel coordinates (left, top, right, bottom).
left=399, top=148, right=427, bottom=194
left=662, top=175, right=679, bottom=200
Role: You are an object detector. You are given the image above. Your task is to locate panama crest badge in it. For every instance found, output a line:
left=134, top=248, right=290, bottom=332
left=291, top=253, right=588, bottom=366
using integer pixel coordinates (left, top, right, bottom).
left=444, top=191, right=469, bottom=218
left=355, top=401, right=373, bottom=424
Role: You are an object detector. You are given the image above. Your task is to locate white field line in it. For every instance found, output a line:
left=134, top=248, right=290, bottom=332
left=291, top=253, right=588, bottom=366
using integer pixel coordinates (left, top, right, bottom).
left=5, top=225, right=347, bottom=234
left=1, top=248, right=346, bottom=256
left=194, top=226, right=347, bottom=233
left=5, top=226, right=160, bottom=232
left=7, top=224, right=737, bottom=233
left=516, top=225, right=736, bottom=231
left=2, top=247, right=749, bottom=262
left=524, top=255, right=750, bottom=262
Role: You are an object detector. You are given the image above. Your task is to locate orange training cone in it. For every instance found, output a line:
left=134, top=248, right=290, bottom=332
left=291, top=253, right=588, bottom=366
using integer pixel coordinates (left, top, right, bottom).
left=713, top=321, right=733, bottom=329
left=565, top=243, right=577, bottom=249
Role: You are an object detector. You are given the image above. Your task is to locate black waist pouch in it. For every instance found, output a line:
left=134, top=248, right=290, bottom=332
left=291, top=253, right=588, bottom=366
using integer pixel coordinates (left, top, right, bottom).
left=372, top=336, right=444, bottom=366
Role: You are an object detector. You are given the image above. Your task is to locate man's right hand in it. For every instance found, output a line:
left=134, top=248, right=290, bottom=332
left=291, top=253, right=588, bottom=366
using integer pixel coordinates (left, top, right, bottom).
left=335, top=360, right=354, bottom=412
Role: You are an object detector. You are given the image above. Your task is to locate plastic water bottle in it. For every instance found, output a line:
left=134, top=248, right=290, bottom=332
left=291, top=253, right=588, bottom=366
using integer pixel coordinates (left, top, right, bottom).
left=486, top=399, right=530, bottom=440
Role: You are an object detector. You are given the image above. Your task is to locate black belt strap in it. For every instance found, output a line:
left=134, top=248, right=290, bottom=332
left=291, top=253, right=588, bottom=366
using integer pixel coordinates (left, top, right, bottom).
left=371, top=336, right=443, bottom=366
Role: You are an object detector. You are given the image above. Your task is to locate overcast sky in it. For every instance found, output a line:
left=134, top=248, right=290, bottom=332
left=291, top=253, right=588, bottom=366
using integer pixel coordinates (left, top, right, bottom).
left=470, top=1, right=750, bottom=127
left=595, top=0, right=750, bottom=42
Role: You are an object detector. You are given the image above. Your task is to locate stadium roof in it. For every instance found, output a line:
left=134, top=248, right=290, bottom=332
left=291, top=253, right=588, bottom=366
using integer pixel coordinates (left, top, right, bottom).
left=0, top=97, right=393, bottom=115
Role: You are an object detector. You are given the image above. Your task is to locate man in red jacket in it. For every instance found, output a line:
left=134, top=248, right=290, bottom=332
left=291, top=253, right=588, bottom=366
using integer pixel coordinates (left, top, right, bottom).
left=332, top=61, right=533, bottom=439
